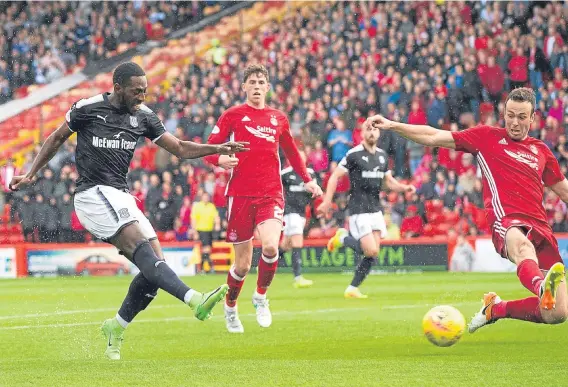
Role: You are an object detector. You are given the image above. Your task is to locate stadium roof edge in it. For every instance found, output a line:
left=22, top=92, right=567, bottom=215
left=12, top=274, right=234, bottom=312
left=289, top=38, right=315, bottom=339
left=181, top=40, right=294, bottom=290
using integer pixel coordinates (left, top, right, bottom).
left=0, top=73, right=87, bottom=123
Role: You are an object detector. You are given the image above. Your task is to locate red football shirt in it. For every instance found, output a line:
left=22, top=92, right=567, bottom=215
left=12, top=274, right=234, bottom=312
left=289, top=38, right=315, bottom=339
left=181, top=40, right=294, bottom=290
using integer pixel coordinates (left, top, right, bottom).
left=204, top=104, right=310, bottom=198
left=452, top=125, right=564, bottom=227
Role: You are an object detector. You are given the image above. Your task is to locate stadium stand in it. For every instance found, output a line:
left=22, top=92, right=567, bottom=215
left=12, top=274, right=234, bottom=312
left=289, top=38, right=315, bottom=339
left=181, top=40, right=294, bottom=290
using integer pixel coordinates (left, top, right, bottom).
left=0, top=1, right=223, bottom=103
left=1, top=1, right=568, bottom=244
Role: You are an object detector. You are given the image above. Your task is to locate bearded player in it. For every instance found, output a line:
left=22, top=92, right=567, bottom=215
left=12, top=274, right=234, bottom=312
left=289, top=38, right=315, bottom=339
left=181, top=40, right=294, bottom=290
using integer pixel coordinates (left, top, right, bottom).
left=365, top=87, right=568, bottom=332
left=317, top=122, right=415, bottom=298
left=204, top=64, right=323, bottom=333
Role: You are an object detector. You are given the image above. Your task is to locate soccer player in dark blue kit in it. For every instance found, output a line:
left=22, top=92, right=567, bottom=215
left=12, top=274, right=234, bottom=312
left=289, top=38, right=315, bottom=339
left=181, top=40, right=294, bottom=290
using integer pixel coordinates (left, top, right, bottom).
left=10, top=62, right=248, bottom=360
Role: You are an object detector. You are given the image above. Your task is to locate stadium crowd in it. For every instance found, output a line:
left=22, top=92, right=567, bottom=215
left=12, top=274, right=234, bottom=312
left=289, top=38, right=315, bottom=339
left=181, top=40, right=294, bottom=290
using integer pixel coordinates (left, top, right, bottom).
left=2, top=1, right=568, bottom=243
left=0, top=1, right=220, bottom=104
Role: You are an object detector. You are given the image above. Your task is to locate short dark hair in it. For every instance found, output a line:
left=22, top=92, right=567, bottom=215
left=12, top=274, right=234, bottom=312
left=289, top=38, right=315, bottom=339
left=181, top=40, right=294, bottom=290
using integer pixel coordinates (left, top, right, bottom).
left=505, top=87, right=536, bottom=114
left=113, top=62, right=145, bottom=86
left=243, top=64, right=269, bottom=83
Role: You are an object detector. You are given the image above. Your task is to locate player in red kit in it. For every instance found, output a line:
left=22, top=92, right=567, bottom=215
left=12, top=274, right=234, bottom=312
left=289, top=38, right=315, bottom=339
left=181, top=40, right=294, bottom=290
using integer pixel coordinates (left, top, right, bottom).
left=364, top=88, right=568, bottom=332
left=204, top=64, right=323, bottom=333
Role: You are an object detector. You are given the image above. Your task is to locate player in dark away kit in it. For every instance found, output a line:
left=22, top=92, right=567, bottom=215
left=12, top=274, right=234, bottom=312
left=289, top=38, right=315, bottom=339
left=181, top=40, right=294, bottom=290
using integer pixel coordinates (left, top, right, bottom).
left=9, top=62, right=248, bottom=359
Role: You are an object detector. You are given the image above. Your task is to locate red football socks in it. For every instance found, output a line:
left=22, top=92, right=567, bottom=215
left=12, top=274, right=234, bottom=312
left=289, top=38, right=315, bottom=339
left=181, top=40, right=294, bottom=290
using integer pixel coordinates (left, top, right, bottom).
left=226, top=267, right=245, bottom=307
left=256, top=253, right=279, bottom=295
left=493, top=297, right=544, bottom=323
left=516, top=259, right=544, bottom=296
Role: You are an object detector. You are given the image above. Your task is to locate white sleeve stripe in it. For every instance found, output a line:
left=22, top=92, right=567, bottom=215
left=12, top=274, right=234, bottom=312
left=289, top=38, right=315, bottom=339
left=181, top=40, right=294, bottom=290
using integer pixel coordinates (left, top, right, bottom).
left=67, top=123, right=75, bottom=133
left=338, top=164, right=348, bottom=172
left=75, top=94, right=104, bottom=108
left=152, top=132, right=165, bottom=143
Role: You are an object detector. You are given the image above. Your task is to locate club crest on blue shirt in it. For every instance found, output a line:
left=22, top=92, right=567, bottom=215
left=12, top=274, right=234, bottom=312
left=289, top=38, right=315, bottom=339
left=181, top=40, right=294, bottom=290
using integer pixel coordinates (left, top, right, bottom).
left=130, top=116, right=138, bottom=128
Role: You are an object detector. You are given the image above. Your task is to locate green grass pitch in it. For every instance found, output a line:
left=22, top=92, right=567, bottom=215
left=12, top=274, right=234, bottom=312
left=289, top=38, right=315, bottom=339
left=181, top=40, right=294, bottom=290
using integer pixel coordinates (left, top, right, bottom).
left=1, top=272, right=567, bottom=387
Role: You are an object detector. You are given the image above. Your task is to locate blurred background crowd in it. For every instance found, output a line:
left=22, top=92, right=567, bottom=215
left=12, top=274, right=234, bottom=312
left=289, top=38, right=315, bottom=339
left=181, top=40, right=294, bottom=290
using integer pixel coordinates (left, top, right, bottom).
left=2, top=1, right=568, bottom=244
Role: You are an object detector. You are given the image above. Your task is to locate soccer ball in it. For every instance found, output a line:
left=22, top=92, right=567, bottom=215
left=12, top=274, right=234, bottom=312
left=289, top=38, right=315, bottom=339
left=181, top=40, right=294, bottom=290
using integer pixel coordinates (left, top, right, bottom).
left=422, top=305, right=466, bottom=347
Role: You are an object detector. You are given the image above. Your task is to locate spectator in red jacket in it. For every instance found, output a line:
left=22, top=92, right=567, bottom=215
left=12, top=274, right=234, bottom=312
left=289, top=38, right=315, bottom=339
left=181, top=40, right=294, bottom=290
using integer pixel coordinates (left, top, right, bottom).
left=131, top=180, right=146, bottom=213
left=323, top=162, right=350, bottom=194
left=307, top=140, right=329, bottom=173
left=401, top=205, right=424, bottom=238
left=212, top=173, right=228, bottom=219
left=408, top=101, right=428, bottom=125
left=508, top=47, right=528, bottom=90
left=479, top=55, right=505, bottom=108
left=178, top=196, right=192, bottom=226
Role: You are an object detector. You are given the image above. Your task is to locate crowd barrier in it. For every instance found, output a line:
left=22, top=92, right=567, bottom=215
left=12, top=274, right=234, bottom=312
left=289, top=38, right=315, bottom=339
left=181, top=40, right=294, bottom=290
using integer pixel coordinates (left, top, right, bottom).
left=2, top=235, right=568, bottom=278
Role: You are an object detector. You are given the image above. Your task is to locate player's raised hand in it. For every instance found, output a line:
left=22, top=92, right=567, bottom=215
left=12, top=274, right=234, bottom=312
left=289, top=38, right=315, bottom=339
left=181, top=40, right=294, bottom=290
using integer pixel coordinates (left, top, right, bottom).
left=9, top=174, right=34, bottom=191
left=216, top=141, right=249, bottom=155
left=364, top=114, right=395, bottom=131
left=218, top=154, right=239, bottom=170
left=304, top=180, right=323, bottom=198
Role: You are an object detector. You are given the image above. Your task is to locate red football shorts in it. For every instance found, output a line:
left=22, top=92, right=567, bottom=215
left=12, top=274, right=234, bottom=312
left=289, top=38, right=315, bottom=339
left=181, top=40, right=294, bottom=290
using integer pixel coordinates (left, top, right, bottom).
left=226, top=196, right=284, bottom=244
left=492, top=215, right=562, bottom=270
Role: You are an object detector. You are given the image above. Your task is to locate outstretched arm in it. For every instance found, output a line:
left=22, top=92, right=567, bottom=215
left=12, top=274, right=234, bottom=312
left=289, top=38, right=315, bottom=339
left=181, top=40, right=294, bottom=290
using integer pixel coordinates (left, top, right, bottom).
left=364, top=115, right=456, bottom=149
left=10, top=122, right=73, bottom=190
left=155, top=132, right=248, bottom=159
left=316, top=166, right=347, bottom=216
left=385, top=172, right=416, bottom=193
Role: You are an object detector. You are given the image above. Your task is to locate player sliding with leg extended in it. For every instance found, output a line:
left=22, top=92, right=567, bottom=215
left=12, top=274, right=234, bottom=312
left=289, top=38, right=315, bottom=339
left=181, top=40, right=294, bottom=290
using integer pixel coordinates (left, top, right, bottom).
left=9, top=62, right=248, bottom=359
left=365, top=87, right=568, bottom=331
left=317, top=123, right=415, bottom=298
left=280, top=150, right=316, bottom=288
left=204, top=64, right=322, bottom=333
